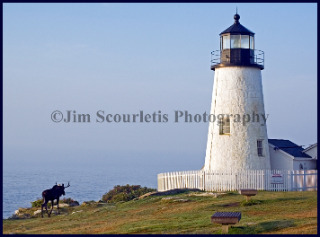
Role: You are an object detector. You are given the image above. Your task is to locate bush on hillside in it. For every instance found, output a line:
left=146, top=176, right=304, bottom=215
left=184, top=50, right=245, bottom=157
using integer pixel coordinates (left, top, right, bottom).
left=102, top=184, right=156, bottom=203
left=31, top=199, right=44, bottom=208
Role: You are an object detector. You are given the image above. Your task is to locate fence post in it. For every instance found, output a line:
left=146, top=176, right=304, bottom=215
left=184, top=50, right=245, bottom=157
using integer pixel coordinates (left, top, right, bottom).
left=203, top=170, right=206, bottom=191
left=289, top=170, right=292, bottom=191
left=303, top=170, right=306, bottom=191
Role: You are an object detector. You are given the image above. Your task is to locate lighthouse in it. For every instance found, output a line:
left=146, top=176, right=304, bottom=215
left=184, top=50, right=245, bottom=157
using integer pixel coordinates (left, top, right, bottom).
left=203, top=13, right=271, bottom=171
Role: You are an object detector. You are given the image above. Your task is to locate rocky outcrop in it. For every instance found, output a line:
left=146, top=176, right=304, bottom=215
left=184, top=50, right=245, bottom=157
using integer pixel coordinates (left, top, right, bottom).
left=9, top=199, right=80, bottom=219
left=10, top=209, right=31, bottom=219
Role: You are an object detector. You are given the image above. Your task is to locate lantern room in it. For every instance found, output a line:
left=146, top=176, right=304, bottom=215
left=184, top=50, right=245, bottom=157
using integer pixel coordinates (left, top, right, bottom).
left=211, top=13, right=264, bottom=70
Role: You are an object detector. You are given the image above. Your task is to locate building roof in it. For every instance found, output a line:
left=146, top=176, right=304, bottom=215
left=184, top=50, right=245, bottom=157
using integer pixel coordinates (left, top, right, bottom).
left=303, top=143, right=317, bottom=152
left=220, top=14, right=255, bottom=36
left=268, top=139, right=312, bottom=158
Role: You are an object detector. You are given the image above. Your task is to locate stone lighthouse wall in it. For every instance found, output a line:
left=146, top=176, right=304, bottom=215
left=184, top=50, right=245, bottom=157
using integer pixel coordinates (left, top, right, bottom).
left=203, top=66, right=271, bottom=171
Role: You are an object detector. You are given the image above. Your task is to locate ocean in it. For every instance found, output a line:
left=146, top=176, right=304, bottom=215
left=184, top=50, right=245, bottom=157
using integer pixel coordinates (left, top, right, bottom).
left=3, top=159, right=200, bottom=219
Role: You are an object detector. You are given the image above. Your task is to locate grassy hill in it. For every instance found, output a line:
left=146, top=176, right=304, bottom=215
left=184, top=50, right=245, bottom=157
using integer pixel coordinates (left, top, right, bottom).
left=3, top=190, right=317, bottom=234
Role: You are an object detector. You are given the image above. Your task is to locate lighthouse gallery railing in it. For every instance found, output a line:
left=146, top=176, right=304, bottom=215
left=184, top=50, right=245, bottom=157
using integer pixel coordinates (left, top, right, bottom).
left=211, top=49, right=264, bottom=68
left=157, top=169, right=317, bottom=192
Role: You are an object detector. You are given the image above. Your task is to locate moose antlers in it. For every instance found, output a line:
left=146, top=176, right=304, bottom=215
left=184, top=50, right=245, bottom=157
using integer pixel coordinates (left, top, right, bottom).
left=64, top=181, right=70, bottom=188
left=56, top=182, right=70, bottom=188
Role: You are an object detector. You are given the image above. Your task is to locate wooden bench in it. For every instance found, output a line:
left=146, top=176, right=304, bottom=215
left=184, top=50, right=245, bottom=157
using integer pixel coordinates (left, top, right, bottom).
left=239, top=189, right=258, bottom=201
left=211, top=212, right=241, bottom=234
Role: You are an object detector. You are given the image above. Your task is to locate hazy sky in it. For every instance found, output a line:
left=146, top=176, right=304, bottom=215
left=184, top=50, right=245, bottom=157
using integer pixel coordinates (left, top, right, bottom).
left=3, top=3, right=317, bottom=171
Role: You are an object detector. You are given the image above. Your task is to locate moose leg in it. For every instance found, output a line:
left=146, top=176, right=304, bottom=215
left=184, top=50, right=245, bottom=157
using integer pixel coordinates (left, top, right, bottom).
left=41, top=203, right=45, bottom=218
left=56, top=198, right=60, bottom=214
left=42, top=199, right=48, bottom=218
left=48, top=200, right=54, bottom=217
left=44, top=203, right=49, bottom=217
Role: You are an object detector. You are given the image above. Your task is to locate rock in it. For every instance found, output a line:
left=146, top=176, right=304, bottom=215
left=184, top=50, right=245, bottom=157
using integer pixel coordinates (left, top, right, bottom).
left=34, top=210, right=42, bottom=215
left=188, top=192, right=227, bottom=198
left=9, top=214, right=19, bottom=219
left=81, top=201, right=96, bottom=206
left=12, top=209, right=31, bottom=219
left=188, top=192, right=215, bottom=197
left=174, top=199, right=190, bottom=202
left=161, top=197, right=175, bottom=201
left=71, top=210, right=83, bottom=215
left=18, top=213, right=31, bottom=219
left=58, top=203, right=69, bottom=208
left=69, top=201, right=80, bottom=206
left=96, top=200, right=107, bottom=206
left=139, top=191, right=158, bottom=199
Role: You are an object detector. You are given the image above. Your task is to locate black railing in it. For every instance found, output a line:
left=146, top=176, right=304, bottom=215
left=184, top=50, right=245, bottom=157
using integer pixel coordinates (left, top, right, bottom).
left=211, top=49, right=264, bottom=69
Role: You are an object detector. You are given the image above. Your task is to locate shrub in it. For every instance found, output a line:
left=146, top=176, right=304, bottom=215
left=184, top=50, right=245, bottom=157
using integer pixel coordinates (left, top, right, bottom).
left=31, top=199, right=44, bottom=208
left=102, top=184, right=156, bottom=203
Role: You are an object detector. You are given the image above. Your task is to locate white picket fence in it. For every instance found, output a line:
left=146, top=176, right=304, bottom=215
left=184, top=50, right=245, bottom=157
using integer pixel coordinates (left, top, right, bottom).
left=157, top=169, right=317, bottom=192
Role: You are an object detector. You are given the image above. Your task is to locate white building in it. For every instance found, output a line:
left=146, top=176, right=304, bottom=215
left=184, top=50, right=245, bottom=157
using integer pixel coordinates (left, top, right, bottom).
left=303, top=143, right=317, bottom=160
left=269, top=139, right=317, bottom=170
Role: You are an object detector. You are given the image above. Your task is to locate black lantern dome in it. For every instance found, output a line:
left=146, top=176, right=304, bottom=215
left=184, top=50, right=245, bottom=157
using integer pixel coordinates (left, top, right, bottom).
left=211, top=14, right=264, bottom=70
left=220, top=14, right=254, bottom=36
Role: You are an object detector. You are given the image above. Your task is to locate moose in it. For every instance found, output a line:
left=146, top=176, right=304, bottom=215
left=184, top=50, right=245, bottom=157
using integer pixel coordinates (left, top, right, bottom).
left=41, top=182, right=70, bottom=218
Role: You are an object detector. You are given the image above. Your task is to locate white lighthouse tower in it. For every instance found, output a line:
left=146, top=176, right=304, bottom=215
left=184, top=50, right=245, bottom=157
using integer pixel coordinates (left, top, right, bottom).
left=203, top=13, right=271, bottom=171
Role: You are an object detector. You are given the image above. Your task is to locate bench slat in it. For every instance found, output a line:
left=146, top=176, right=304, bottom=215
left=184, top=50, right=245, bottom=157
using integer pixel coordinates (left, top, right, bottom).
left=211, top=212, right=241, bottom=224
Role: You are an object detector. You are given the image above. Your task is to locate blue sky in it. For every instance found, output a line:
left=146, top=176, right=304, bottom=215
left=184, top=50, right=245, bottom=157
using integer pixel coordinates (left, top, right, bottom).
left=3, top=3, right=317, bottom=170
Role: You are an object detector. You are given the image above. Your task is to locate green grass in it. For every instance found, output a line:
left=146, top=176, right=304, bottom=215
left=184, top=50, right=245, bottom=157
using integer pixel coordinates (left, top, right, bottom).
left=3, top=191, right=317, bottom=234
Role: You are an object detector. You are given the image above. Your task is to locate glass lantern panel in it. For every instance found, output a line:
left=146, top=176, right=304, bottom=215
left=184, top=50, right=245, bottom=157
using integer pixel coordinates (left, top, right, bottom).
left=231, top=35, right=241, bottom=48
left=250, top=36, right=254, bottom=49
left=241, top=35, right=249, bottom=48
left=222, top=35, right=230, bottom=49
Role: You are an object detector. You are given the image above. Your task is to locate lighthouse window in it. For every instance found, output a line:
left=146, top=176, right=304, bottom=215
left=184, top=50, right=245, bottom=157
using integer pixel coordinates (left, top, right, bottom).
left=222, top=35, right=230, bottom=49
left=250, top=36, right=254, bottom=49
left=219, top=116, right=230, bottom=135
left=257, top=140, right=264, bottom=156
left=231, top=35, right=241, bottom=48
left=241, top=35, right=249, bottom=49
